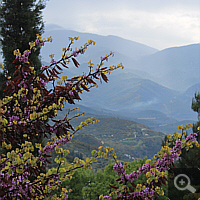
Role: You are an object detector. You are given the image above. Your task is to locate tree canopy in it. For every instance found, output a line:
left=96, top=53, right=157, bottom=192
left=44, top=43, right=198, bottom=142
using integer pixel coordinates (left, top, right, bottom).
left=0, top=0, right=45, bottom=97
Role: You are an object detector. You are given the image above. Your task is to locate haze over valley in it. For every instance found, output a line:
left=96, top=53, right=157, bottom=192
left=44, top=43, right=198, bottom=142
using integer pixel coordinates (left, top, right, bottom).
left=41, top=25, right=199, bottom=135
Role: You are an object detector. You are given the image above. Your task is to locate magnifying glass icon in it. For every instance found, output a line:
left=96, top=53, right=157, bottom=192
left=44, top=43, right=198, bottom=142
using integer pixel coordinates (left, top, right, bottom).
left=174, top=174, right=196, bottom=193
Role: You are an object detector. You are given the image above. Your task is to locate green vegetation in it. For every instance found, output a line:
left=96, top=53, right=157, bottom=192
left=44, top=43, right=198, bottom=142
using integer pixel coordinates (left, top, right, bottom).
left=65, top=114, right=166, bottom=161
left=0, top=0, right=46, bottom=98
left=0, top=3, right=199, bottom=198
left=49, top=158, right=153, bottom=200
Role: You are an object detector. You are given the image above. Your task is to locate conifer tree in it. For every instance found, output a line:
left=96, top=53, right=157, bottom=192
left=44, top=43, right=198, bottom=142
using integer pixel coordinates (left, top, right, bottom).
left=0, top=0, right=47, bottom=161
left=192, top=92, right=200, bottom=133
left=0, top=0, right=46, bottom=98
left=176, top=92, right=200, bottom=169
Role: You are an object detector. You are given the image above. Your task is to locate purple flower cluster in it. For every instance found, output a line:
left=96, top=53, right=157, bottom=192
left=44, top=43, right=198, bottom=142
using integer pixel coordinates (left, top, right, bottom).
left=35, top=39, right=44, bottom=47
left=9, top=115, right=19, bottom=123
left=103, top=193, right=122, bottom=200
left=38, top=135, right=72, bottom=157
left=71, top=48, right=85, bottom=57
left=37, top=77, right=48, bottom=86
left=50, top=59, right=57, bottom=64
left=95, top=68, right=101, bottom=76
left=120, top=174, right=129, bottom=183
left=18, top=79, right=28, bottom=89
left=0, top=169, right=34, bottom=199
left=126, top=187, right=154, bottom=200
left=0, top=135, right=72, bottom=199
left=113, top=162, right=126, bottom=175
left=69, top=91, right=74, bottom=96
left=110, top=133, right=199, bottom=200
left=102, top=56, right=109, bottom=62
left=17, top=50, right=31, bottom=63
left=40, top=65, right=46, bottom=70
left=64, top=194, right=69, bottom=200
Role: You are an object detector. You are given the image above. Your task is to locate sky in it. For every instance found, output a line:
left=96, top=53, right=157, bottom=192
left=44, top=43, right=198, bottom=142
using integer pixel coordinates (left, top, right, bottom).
left=43, top=0, right=200, bottom=50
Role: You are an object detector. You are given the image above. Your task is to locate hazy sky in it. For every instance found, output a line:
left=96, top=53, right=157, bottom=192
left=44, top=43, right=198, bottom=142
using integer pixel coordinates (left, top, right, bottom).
left=43, top=0, right=200, bottom=50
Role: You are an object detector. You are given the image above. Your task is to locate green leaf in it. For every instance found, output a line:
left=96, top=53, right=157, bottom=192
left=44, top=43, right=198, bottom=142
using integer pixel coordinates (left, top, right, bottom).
left=91, top=150, right=97, bottom=155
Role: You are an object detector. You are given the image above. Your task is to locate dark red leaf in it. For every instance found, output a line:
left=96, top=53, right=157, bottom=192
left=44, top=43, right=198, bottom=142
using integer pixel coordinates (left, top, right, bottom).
left=163, top=176, right=168, bottom=182
left=3, top=85, right=9, bottom=92
left=28, top=76, right=34, bottom=82
left=53, top=73, right=60, bottom=79
left=87, top=78, right=96, bottom=84
left=101, top=73, right=108, bottom=83
left=46, top=159, right=52, bottom=164
left=76, top=85, right=81, bottom=92
left=81, top=83, right=89, bottom=91
left=71, top=76, right=79, bottom=80
left=12, top=76, right=18, bottom=82
left=38, top=73, right=48, bottom=81
left=12, top=58, right=19, bottom=63
left=47, top=89, right=53, bottom=94
left=48, top=69, right=59, bottom=78
left=61, top=62, right=68, bottom=68
left=53, top=67, right=61, bottom=75
left=109, top=185, right=119, bottom=189
left=44, top=155, right=52, bottom=158
left=56, top=64, right=63, bottom=70
left=51, top=119, right=59, bottom=122
left=48, top=69, right=54, bottom=76
left=6, top=89, right=12, bottom=95
left=160, top=177, right=166, bottom=185
left=72, top=58, right=80, bottom=68
left=93, top=74, right=99, bottom=79
left=131, top=182, right=136, bottom=188
left=13, top=69, right=19, bottom=77
left=46, top=69, right=50, bottom=78
left=28, top=59, right=33, bottom=66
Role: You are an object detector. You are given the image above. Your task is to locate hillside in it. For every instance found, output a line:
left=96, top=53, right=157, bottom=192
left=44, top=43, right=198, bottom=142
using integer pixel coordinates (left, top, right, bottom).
left=1, top=25, right=197, bottom=135
left=131, top=43, right=200, bottom=91
left=41, top=24, right=158, bottom=62
left=41, top=27, right=198, bottom=129
left=54, top=110, right=166, bottom=161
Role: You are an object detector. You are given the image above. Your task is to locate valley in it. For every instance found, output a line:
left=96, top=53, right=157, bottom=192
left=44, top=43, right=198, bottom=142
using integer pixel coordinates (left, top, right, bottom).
left=40, top=25, right=199, bottom=164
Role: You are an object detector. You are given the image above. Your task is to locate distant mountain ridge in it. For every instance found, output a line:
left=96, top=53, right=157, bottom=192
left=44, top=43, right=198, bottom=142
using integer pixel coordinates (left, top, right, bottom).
left=131, top=43, right=200, bottom=91
left=1, top=24, right=198, bottom=134
left=41, top=24, right=158, bottom=62
left=41, top=24, right=199, bottom=134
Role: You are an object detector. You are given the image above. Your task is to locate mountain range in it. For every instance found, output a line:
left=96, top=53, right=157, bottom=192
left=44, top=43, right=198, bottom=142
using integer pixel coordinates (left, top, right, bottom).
left=40, top=24, right=199, bottom=133
left=131, top=44, right=200, bottom=91
left=1, top=24, right=199, bottom=134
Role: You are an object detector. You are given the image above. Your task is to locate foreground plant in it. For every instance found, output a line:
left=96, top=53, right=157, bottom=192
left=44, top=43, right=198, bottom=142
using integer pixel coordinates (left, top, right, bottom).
left=0, top=35, right=123, bottom=199
left=0, top=34, right=199, bottom=200
left=101, top=124, right=199, bottom=200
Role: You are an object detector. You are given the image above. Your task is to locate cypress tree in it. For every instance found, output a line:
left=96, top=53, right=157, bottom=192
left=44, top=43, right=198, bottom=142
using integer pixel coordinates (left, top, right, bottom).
left=192, top=92, right=200, bottom=133
left=0, top=0, right=46, bottom=98
left=0, top=0, right=46, bottom=173
left=176, top=92, right=200, bottom=168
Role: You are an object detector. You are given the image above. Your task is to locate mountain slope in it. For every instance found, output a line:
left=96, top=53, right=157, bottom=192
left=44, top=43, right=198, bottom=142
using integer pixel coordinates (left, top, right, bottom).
left=79, top=71, right=178, bottom=111
left=42, top=26, right=198, bottom=130
left=41, top=24, right=158, bottom=63
left=130, top=44, right=200, bottom=91
left=57, top=113, right=166, bottom=160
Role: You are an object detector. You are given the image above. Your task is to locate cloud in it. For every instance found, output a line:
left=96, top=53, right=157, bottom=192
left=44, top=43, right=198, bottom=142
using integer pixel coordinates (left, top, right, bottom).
left=43, top=0, right=200, bottom=49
